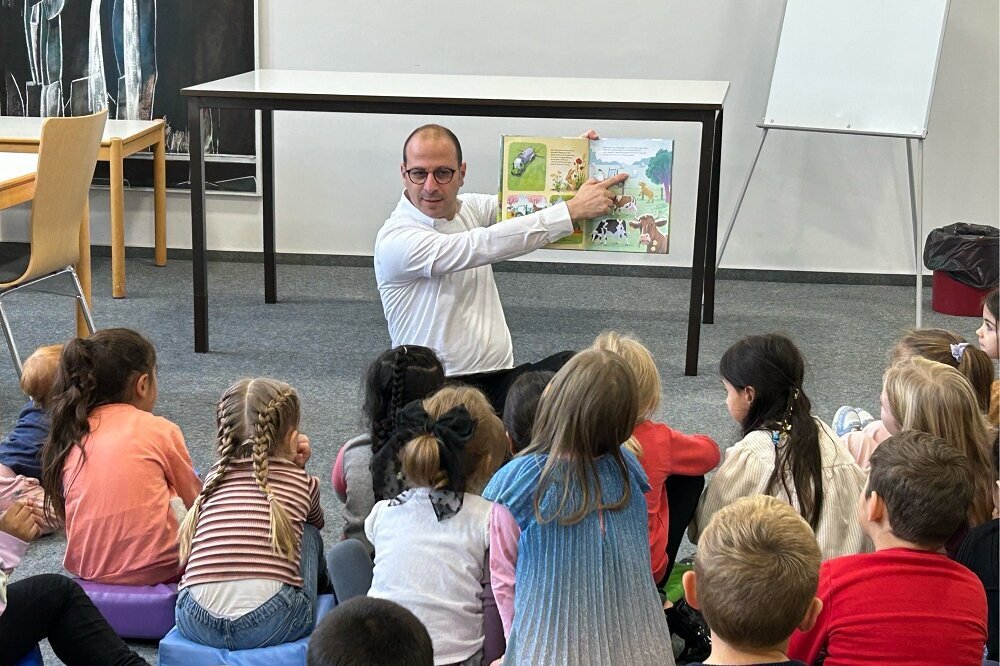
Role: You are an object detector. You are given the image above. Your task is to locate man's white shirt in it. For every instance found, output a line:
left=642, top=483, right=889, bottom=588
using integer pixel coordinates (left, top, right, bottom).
left=374, top=192, right=572, bottom=376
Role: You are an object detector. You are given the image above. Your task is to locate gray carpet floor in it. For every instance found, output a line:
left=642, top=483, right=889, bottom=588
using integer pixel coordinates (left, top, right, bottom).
left=1, top=255, right=984, bottom=663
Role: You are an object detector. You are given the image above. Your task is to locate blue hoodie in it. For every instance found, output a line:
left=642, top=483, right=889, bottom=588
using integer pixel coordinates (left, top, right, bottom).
left=0, top=401, right=49, bottom=479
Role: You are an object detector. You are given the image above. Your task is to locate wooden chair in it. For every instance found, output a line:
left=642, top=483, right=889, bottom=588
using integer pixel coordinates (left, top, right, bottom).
left=0, top=111, right=107, bottom=376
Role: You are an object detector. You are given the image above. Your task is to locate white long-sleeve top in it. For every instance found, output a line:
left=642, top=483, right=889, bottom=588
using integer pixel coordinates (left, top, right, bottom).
left=374, top=192, right=573, bottom=376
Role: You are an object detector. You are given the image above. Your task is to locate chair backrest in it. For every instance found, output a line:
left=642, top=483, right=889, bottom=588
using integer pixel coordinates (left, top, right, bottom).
left=21, top=110, right=107, bottom=283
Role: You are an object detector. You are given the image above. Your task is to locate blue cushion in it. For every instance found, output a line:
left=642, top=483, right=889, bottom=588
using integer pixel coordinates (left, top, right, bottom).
left=14, top=645, right=43, bottom=665
left=158, top=594, right=335, bottom=665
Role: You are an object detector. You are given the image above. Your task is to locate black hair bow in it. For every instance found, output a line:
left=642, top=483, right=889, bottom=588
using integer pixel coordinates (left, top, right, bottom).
left=370, top=401, right=477, bottom=509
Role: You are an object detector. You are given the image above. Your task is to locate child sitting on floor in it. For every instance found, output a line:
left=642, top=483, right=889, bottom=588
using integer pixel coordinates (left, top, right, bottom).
left=307, top=596, right=433, bottom=666
left=365, top=399, right=492, bottom=666
left=501, top=370, right=553, bottom=456
left=176, top=378, right=327, bottom=650
left=692, top=333, right=869, bottom=560
left=0, top=343, right=62, bottom=533
left=788, top=431, right=988, bottom=665
left=591, top=331, right=719, bottom=587
left=484, top=350, right=673, bottom=665
left=835, top=327, right=994, bottom=469
left=681, top=495, right=822, bottom=666
left=41, top=328, right=201, bottom=585
left=332, top=345, right=446, bottom=554
left=976, top=287, right=999, bottom=422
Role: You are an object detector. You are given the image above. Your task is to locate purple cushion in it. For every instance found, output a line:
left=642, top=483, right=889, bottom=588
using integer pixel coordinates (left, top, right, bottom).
left=76, top=580, right=178, bottom=640
left=14, top=645, right=43, bottom=665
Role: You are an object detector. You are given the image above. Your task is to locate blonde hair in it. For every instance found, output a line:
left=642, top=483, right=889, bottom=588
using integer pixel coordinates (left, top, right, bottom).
left=179, top=378, right=302, bottom=563
left=20, top=344, right=63, bottom=408
left=591, top=331, right=660, bottom=456
left=419, top=385, right=506, bottom=494
left=695, top=495, right=821, bottom=649
left=523, top=349, right=638, bottom=525
left=884, top=357, right=995, bottom=525
left=891, top=328, right=995, bottom=413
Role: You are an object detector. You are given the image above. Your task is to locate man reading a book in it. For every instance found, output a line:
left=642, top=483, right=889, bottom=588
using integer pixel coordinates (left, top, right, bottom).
left=374, top=123, right=626, bottom=413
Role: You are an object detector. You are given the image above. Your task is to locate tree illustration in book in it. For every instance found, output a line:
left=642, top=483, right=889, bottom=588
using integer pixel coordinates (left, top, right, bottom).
left=500, top=136, right=673, bottom=253
left=0, top=0, right=256, bottom=192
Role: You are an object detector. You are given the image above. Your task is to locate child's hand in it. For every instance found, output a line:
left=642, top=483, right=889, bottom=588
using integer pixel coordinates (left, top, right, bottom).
left=292, top=433, right=312, bottom=468
left=0, top=501, right=40, bottom=543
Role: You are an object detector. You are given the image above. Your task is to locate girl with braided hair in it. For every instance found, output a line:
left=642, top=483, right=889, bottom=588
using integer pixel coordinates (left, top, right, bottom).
left=41, top=328, right=200, bottom=585
left=332, top=345, right=445, bottom=554
left=175, top=378, right=327, bottom=650
left=691, top=333, right=870, bottom=560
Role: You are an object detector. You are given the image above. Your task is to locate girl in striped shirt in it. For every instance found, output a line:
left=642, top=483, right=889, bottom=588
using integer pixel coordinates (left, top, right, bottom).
left=175, top=378, right=326, bottom=650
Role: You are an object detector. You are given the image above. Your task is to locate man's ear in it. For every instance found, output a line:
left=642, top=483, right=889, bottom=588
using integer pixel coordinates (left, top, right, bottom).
left=681, top=570, right=700, bottom=610
left=458, top=162, right=467, bottom=187
left=798, top=597, right=824, bottom=632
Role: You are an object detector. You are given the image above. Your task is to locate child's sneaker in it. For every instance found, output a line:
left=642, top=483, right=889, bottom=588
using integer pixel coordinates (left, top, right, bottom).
left=856, top=409, right=876, bottom=429
left=833, top=406, right=862, bottom=437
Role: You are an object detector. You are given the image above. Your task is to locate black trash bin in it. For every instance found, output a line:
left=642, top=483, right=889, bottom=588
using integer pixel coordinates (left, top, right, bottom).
left=923, top=223, right=999, bottom=316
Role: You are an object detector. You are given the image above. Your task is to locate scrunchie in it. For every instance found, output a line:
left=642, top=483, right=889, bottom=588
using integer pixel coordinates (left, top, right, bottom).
left=950, top=342, right=969, bottom=363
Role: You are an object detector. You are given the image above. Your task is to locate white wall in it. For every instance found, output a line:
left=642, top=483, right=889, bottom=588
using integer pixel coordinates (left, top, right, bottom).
left=4, top=0, right=997, bottom=275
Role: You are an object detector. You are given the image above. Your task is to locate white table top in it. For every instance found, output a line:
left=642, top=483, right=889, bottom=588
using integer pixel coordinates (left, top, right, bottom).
left=182, top=69, right=729, bottom=109
left=0, top=153, right=38, bottom=184
left=0, top=117, right=162, bottom=142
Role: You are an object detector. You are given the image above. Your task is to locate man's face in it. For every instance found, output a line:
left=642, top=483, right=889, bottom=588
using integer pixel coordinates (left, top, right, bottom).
left=401, top=134, right=466, bottom=219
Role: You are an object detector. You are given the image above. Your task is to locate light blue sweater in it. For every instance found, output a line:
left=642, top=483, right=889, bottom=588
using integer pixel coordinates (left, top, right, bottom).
left=483, top=450, right=674, bottom=666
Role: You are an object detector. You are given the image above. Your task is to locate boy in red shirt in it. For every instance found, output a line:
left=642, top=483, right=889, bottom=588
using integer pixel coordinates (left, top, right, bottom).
left=788, top=430, right=988, bottom=665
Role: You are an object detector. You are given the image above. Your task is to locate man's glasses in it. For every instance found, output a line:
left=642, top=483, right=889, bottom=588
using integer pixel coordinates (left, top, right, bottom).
left=404, top=167, right=457, bottom=185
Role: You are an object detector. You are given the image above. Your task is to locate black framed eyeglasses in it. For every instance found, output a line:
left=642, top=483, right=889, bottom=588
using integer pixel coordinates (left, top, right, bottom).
left=404, top=167, right=457, bottom=185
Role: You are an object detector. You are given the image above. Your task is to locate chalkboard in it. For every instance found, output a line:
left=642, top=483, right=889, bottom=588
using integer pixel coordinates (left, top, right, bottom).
left=761, top=0, right=950, bottom=138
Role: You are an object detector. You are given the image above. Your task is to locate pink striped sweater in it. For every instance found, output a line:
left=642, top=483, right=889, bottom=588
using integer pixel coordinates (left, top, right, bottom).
left=180, top=458, right=324, bottom=589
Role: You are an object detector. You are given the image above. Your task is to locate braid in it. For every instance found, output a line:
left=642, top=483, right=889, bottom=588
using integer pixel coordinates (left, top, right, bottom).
left=252, top=390, right=298, bottom=561
left=177, top=400, right=243, bottom=563
left=373, top=350, right=408, bottom=453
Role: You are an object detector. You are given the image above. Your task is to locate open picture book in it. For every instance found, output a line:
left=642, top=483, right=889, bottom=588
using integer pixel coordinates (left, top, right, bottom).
left=498, top=135, right=674, bottom=253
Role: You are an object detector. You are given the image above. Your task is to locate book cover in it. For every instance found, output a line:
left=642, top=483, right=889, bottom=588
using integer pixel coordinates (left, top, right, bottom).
left=499, top=135, right=673, bottom=253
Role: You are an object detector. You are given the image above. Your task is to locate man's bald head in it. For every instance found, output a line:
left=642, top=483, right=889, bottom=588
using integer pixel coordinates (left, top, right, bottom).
left=403, top=124, right=463, bottom=165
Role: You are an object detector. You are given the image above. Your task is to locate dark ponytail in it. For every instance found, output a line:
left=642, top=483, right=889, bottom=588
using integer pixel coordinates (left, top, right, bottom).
left=41, top=328, right=156, bottom=522
left=363, top=345, right=445, bottom=455
left=720, top=333, right=824, bottom=529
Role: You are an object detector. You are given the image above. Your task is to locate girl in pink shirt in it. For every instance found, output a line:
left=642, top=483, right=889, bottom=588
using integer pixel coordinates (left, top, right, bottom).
left=591, top=331, right=720, bottom=586
left=41, top=328, right=201, bottom=585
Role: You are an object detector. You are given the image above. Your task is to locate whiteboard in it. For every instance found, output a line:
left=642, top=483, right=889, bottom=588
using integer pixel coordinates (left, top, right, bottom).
left=762, top=0, right=950, bottom=138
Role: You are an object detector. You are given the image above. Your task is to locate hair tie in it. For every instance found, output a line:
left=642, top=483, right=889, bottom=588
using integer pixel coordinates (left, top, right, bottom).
left=950, top=342, right=969, bottom=362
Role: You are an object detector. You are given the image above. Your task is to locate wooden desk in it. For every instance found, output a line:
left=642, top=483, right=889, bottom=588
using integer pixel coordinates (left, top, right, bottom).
left=183, top=69, right=728, bottom=375
left=0, top=117, right=167, bottom=299
left=0, top=153, right=92, bottom=337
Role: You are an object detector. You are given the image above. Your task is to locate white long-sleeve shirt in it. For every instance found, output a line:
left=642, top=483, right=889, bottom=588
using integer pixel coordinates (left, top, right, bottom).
left=374, top=192, right=573, bottom=376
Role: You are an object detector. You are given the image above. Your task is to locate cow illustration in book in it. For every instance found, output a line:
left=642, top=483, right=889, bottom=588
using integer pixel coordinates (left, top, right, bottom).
left=511, top=147, right=536, bottom=175
left=591, top=219, right=629, bottom=246
left=638, top=181, right=657, bottom=202
left=611, top=195, right=637, bottom=214
left=630, top=215, right=669, bottom=254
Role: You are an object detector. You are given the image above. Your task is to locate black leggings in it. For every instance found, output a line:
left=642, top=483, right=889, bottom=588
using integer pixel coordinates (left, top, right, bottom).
left=0, top=574, right=147, bottom=666
left=659, top=474, right=706, bottom=587
left=451, top=350, right=576, bottom=415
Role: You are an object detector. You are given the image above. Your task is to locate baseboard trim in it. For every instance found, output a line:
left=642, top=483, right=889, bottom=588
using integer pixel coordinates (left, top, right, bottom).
left=1, top=244, right=935, bottom=286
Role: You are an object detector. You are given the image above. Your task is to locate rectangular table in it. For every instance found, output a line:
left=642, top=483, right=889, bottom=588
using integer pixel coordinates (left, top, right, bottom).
left=0, top=153, right=92, bottom=338
left=0, top=117, right=167, bottom=298
left=182, top=69, right=727, bottom=375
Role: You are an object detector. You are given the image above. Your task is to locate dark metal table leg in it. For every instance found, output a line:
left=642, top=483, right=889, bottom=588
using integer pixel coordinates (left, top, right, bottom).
left=703, top=108, right=724, bottom=325
left=189, top=98, right=209, bottom=352
left=685, top=112, right=717, bottom=376
left=262, top=109, right=277, bottom=304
